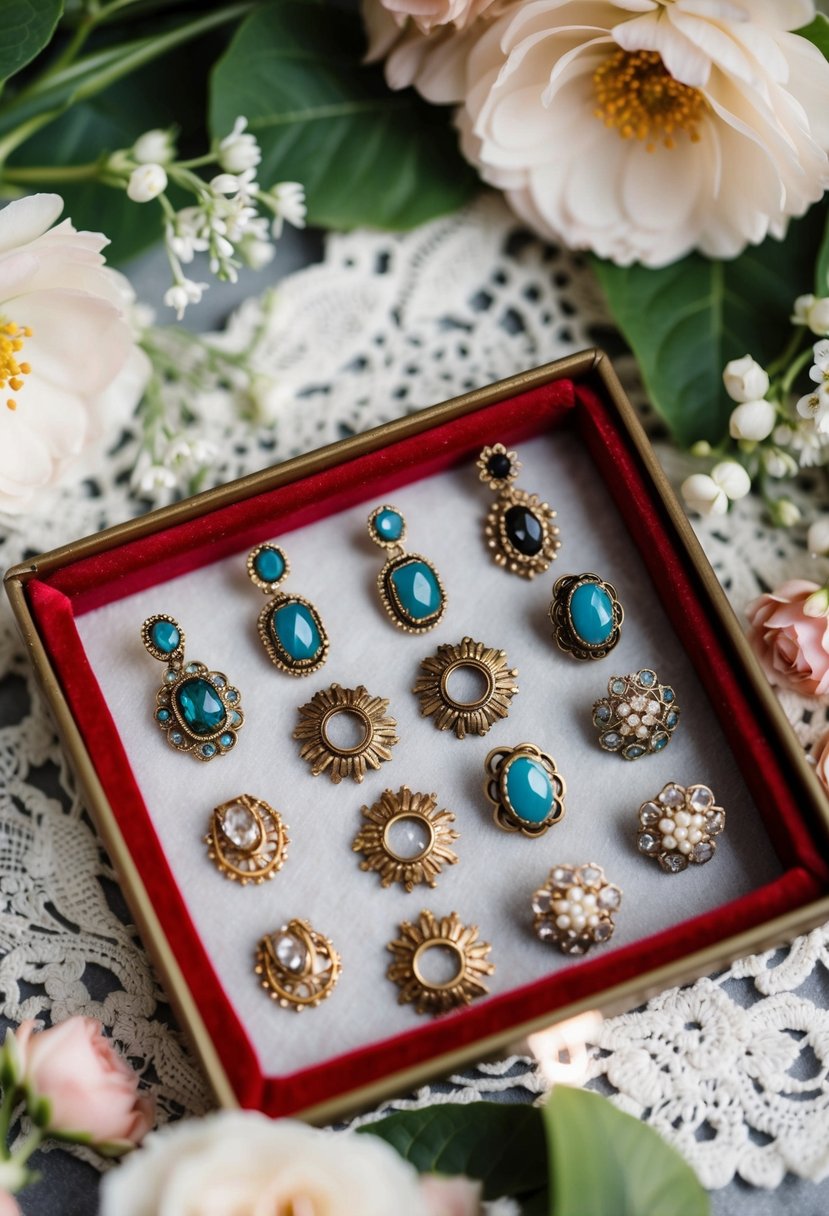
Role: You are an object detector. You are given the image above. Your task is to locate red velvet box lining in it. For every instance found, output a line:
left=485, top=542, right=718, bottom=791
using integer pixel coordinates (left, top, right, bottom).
left=24, top=375, right=828, bottom=1116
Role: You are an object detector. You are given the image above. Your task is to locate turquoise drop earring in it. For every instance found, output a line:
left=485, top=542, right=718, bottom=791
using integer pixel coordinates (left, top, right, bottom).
left=247, top=543, right=329, bottom=675
left=367, top=505, right=447, bottom=633
left=141, top=614, right=244, bottom=760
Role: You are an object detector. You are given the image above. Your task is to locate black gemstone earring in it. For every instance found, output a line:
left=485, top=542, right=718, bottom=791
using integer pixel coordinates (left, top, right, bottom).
left=476, top=444, right=561, bottom=578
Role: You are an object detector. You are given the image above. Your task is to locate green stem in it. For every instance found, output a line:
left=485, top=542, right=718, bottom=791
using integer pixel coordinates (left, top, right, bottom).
left=46, top=15, right=97, bottom=77
left=13, top=1128, right=43, bottom=1168
left=767, top=327, right=807, bottom=381
left=172, top=153, right=216, bottom=171
left=1, top=161, right=102, bottom=183
left=781, top=347, right=815, bottom=399
left=0, top=1085, right=17, bottom=1160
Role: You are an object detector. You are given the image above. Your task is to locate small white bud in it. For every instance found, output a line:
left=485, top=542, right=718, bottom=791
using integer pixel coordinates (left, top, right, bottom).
left=218, top=116, right=261, bottom=174
left=163, top=278, right=208, bottom=319
left=711, top=460, right=751, bottom=501
left=807, top=298, right=829, bottom=336
left=133, top=128, right=175, bottom=164
left=770, top=497, right=802, bottom=528
left=239, top=236, right=275, bottom=270
left=681, top=473, right=728, bottom=517
left=689, top=440, right=712, bottom=457
left=127, top=163, right=168, bottom=202
left=773, top=423, right=794, bottom=445
left=728, top=399, right=775, bottom=442
left=762, top=449, right=798, bottom=479
left=210, top=173, right=241, bottom=196
left=792, top=294, right=815, bottom=326
left=808, top=518, right=829, bottom=557
left=723, top=355, right=769, bottom=404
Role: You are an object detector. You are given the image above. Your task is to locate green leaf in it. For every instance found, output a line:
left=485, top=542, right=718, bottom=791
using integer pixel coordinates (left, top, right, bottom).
left=8, top=37, right=212, bottom=263
left=209, top=0, right=479, bottom=230
left=796, top=13, right=829, bottom=60
left=592, top=204, right=828, bottom=445
left=0, top=0, right=62, bottom=87
left=358, top=1101, right=547, bottom=1202
left=544, top=1087, right=709, bottom=1216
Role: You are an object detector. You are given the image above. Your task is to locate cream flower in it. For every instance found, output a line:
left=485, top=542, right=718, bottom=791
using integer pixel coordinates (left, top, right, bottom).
left=0, top=193, right=147, bottom=514
left=457, top=0, right=829, bottom=266
left=99, top=1112, right=431, bottom=1216
left=363, top=0, right=506, bottom=102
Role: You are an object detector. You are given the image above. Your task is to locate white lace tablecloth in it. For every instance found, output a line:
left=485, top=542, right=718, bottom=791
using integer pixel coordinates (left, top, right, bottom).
left=2, top=193, right=829, bottom=1195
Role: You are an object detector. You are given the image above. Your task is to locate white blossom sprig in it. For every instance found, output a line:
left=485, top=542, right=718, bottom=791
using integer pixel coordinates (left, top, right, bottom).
left=105, top=119, right=306, bottom=319
left=682, top=302, right=829, bottom=531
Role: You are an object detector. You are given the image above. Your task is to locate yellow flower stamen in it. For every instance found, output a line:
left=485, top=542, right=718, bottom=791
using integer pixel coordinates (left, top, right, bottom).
left=0, top=319, right=33, bottom=410
left=593, top=49, right=707, bottom=151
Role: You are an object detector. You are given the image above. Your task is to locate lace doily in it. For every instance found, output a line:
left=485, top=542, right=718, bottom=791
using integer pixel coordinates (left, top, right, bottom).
left=2, top=192, right=829, bottom=1192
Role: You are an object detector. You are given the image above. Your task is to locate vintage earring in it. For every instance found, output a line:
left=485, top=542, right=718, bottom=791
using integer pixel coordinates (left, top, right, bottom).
left=549, top=573, right=623, bottom=660
left=141, top=615, right=244, bottom=761
left=386, top=909, right=494, bottom=1015
left=367, top=505, right=447, bottom=632
left=353, top=786, right=459, bottom=892
left=255, top=919, right=341, bottom=1011
left=592, top=668, right=679, bottom=760
left=531, top=863, right=621, bottom=954
left=247, top=543, right=328, bottom=675
left=413, top=636, right=519, bottom=738
left=476, top=443, right=560, bottom=578
left=294, top=682, right=399, bottom=783
left=206, top=795, right=289, bottom=884
left=637, top=783, right=724, bottom=873
left=483, top=742, right=566, bottom=837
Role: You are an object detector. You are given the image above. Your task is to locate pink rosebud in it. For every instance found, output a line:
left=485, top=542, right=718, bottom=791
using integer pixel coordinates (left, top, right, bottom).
left=420, top=1175, right=483, bottom=1215
left=13, top=1018, right=154, bottom=1152
left=0, top=1191, right=20, bottom=1216
left=746, top=580, right=829, bottom=697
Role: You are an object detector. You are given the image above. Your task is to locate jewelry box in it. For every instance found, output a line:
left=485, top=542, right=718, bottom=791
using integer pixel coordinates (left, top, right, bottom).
left=6, top=350, right=829, bottom=1121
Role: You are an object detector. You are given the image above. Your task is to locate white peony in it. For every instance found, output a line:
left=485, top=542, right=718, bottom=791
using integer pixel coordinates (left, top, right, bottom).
left=99, top=1112, right=434, bottom=1216
left=0, top=193, right=148, bottom=514
left=456, top=0, right=829, bottom=266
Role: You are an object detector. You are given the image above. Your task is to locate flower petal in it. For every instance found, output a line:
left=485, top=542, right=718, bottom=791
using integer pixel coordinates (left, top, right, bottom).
left=0, top=195, right=63, bottom=254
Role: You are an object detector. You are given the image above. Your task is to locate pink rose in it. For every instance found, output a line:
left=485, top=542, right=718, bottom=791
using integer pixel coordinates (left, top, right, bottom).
left=746, top=580, right=829, bottom=697
left=811, top=728, right=829, bottom=796
left=421, top=1175, right=483, bottom=1214
left=12, top=1017, right=154, bottom=1152
left=0, top=1192, right=20, bottom=1216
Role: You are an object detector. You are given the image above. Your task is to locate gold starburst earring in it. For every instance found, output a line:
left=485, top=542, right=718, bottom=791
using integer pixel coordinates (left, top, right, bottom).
left=293, top=682, right=399, bottom=783
left=386, top=910, right=494, bottom=1015
left=352, top=787, right=459, bottom=892
left=412, top=636, right=518, bottom=738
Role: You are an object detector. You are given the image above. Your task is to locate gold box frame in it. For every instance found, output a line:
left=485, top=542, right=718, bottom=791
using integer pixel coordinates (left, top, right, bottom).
left=6, top=348, right=829, bottom=1123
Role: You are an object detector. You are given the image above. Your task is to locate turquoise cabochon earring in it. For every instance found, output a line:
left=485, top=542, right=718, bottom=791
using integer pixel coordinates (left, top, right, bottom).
left=367, top=505, right=447, bottom=633
left=247, top=543, right=329, bottom=675
left=141, top=614, right=244, bottom=760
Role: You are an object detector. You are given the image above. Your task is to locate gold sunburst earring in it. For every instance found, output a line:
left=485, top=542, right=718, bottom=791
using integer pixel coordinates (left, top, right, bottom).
left=476, top=444, right=560, bottom=577
left=255, top=919, right=340, bottom=1011
left=206, top=795, right=289, bottom=884
left=386, top=910, right=494, bottom=1015
left=141, top=615, right=244, bottom=760
left=247, top=543, right=329, bottom=675
left=413, top=637, right=518, bottom=738
left=367, top=505, right=447, bottom=632
left=293, top=682, right=399, bottom=783
left=353, top=787, right=459, bottom=892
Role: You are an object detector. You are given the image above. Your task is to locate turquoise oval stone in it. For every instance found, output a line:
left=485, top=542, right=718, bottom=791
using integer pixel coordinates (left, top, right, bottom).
left=272, top=601, right=322, bottom=662
left=505, top=756, right=553, bottom=824
left=150, top=620, right=180, bottom=654
left=390, top=560, right=442, bottom=622
left=373, top=508, right=404, bottom=543
left=570, top=582, right=614, bottom=645
left=175, top=677, right=227, bottom=737
left=254, top=546, right=285, bottom=583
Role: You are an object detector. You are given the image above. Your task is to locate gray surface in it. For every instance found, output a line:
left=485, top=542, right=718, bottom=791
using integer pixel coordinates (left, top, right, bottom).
left=8, top=229, right=829, bottom=1214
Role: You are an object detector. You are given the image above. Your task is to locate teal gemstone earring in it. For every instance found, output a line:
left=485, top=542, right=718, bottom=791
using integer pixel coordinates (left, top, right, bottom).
left=367, top=505, right=447, bottom=633
left=141, top=614, right=244, bottom=761
left=247, top=543, right=329, bottom=675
